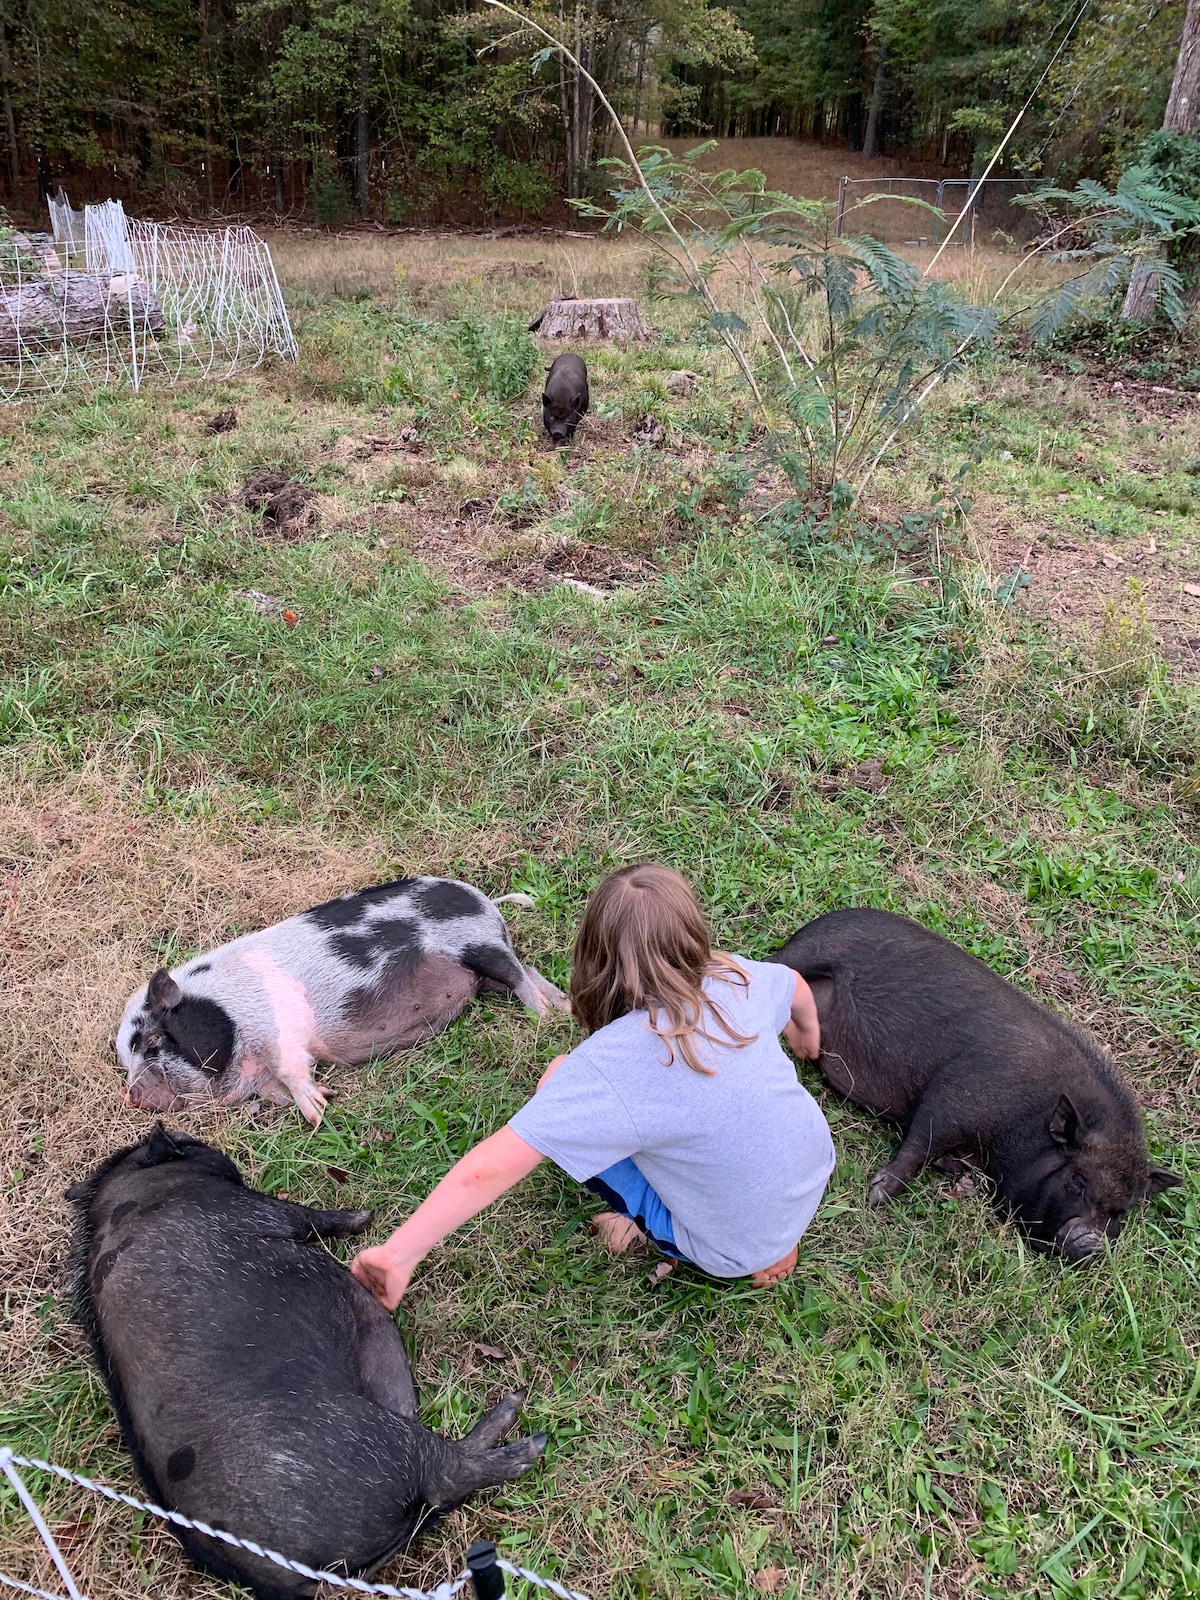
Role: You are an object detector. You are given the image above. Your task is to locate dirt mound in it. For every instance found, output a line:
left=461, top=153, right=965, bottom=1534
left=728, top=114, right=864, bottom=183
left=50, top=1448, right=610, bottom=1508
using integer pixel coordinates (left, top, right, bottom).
left=243, top=470, right=318, bottom=537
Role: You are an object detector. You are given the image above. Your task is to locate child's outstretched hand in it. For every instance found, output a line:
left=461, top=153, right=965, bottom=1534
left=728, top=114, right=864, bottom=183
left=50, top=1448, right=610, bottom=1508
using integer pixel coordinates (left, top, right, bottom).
left=350, top=1126, right=546, bottom=1312
left=351, top=1242, right=414, bottom=1311
left=785, top=972, right=821, bottom=1060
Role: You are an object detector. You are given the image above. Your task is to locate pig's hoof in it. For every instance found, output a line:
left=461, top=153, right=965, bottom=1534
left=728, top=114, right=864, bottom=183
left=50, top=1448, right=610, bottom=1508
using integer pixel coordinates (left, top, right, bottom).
left=294, top=1084, right=329, bottom=1127
left=868, top=1170, right=904, bottom=1208
left=466, top=1389, right=527, bottom=1449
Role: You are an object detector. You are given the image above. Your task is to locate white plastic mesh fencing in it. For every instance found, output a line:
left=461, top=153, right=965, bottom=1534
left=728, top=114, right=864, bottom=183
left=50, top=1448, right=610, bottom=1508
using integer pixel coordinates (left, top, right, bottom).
left=2, top=196, right=296, bottom=402
left=82, top=200, right=135, bottom=275
left=46, top=191, right=85, bottom=255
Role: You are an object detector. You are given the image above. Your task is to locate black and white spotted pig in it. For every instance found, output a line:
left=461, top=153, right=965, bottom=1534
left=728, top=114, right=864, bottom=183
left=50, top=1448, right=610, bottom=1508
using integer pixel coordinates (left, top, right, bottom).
left=66, top=1127, right=546, bottom=1599
left=116, top=879, right=567, bottom=1125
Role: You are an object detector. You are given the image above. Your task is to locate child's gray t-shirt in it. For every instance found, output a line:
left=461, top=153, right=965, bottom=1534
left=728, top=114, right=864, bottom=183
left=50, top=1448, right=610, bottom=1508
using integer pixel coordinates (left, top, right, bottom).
left=508, top=958, right=835, bottom=1277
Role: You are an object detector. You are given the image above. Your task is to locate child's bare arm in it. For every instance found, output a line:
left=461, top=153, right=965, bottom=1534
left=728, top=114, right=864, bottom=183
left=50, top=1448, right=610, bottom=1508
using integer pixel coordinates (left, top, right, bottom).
left=784, top=971, right=821, bottom=1060
left=351, top=1126, right=544, bottom=1310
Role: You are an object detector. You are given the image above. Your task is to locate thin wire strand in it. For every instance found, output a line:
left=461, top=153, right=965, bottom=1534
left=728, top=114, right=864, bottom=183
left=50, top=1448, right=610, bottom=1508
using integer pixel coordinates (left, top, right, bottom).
left=0, top=1458, right=83, bottom=1600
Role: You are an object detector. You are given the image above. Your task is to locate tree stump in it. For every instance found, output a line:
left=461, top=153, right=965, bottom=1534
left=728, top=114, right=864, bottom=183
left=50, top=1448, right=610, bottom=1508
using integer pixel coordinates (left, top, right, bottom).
left=529, top=297, right=653, bottom=342
left=0, top=272, right=165, bottom=361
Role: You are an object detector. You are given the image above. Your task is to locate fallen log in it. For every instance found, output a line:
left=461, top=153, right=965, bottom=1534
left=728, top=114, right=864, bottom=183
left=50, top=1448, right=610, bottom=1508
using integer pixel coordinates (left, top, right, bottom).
left=0, top=270, right=165, bottom=361
left=528, top=296, right=653, bottom=342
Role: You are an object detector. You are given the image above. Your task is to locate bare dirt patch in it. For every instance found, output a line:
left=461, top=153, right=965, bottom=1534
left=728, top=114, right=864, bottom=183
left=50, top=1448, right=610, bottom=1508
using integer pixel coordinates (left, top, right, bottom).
left=980, top=512, right=1200, bottom=676
left=504, top=533, right=661, bottom=594
left=1043, top=367, right=1199, bottom=421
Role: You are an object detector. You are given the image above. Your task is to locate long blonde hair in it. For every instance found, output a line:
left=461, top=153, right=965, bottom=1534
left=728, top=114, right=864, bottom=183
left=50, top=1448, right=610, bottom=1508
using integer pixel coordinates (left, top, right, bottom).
left=569, top=864, right=754, bottom=1074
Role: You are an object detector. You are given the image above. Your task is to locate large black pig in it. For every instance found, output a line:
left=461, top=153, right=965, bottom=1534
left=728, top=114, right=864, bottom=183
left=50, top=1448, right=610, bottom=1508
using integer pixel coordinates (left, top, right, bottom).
left=66, top=1128, right=546, bottom=1598
left=542, top=352, right=589, bottom=445
left=775, top=908, right=1180, bottom=1261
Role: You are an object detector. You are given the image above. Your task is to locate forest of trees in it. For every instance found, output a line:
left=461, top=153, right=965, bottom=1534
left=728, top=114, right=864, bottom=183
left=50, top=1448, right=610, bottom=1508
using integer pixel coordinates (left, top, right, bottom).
left=0, top=0, right=1193, bottom=223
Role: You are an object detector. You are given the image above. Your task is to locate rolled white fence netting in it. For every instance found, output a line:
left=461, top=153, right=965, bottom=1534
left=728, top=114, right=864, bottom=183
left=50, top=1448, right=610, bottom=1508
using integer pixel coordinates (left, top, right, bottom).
left=83, top=200, right=135, bottom=275
left=46, top=191, right=85, bottom=254
left=3, top=196, right=296, bottom=402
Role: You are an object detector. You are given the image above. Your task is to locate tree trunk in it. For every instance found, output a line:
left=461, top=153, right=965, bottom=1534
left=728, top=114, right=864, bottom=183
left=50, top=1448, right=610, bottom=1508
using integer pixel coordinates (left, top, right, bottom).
left=0, top=272, right=165, bottom=361
left=1121, top=0, right=1200, bottom=321
left=1164, top=0, right=1200, bottom=130
left=0, top=0, right=20, bottom=196
left=529, top=296, right=653, bottom=341
left=631, top=27, right=647, bottom=136
left=862, top=49, right=886, bottom=159
left=556, top=0, right=572, bottom=196
left=581, top=9, right=598, bottom=170
left=199, top=0, right=215, bottom=211
left=570, top=0, right=583, bottom=199
left=355, top=31, right=370, bottom=218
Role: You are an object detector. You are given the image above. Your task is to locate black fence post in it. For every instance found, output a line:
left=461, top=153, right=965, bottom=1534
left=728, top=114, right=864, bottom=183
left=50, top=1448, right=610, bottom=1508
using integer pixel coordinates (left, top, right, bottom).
left=466, top=1539, right=506, bottom=1600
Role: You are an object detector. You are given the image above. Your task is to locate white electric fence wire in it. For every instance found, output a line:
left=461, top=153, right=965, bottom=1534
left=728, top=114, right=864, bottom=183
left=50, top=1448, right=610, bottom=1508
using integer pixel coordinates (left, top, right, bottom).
left=4, top=196, right=295, bottom=402
left=0, top=1453, right=83, bottom=1600
left=0, top=1577, right=77, bottom=1600
left=0, top=1449, right=591, bottom=1600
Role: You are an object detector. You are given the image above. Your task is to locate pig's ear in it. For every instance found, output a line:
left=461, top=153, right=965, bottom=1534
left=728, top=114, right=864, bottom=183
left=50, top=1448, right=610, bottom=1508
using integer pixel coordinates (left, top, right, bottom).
left=147, top=968, right=182, bottom=1016
left=1147, top=1166, right=1183, bottom=1195
left=143, top=1123, right=185, bottom=1165
left=1048, top=1094, right=1079, bottom=1146
left=64, top=1181, right=90, bottom=1202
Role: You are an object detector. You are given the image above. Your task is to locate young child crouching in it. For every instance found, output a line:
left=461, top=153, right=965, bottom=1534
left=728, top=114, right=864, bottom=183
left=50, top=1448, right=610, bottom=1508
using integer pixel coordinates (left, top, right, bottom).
left=352, top=864, right=834, bottom=1307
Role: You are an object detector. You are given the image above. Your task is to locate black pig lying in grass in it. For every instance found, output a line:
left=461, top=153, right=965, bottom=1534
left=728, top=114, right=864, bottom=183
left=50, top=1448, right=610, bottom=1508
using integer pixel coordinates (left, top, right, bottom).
left=775, top=908, right=1180, bottom=1262
left=542, top=352, right=588, bottom=445
left=67, top=1128, right=546, bottom=1600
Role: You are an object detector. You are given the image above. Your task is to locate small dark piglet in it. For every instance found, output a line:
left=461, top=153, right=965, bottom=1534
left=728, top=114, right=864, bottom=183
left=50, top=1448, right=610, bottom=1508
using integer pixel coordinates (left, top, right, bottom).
left=66, top=1128, right=547, bottom=1600
left=542, top=352, right=588, bottom=445
left=775, top=908, right=1180, bottom=1261
left=116, top=877, right=568, bottom=1125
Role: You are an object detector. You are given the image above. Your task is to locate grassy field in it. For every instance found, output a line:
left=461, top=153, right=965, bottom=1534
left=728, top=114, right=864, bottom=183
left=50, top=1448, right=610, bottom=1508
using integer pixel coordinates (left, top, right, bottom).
left=2, top=229, right=1199, bottom=1600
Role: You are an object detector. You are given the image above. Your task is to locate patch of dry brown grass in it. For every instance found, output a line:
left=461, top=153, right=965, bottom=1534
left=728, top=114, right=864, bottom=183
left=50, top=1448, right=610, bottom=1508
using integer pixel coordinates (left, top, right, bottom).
left=659, top=137, right=957, bottom=199
left=0, top=758, right=406, bottom=1598
left=270, top=230, right=647, bottom=312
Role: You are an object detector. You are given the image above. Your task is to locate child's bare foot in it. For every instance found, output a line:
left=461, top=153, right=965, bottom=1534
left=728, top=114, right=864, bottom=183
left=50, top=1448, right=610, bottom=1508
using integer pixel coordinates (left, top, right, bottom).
left=589, top=1211, right=647, bottom=1254
left=750, top=1245, right=798, bottom=1288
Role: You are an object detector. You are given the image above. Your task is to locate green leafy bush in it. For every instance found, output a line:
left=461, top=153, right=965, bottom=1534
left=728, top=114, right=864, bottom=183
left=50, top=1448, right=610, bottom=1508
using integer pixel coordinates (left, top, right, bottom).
left=443, top=313, right=537, bottom=402
left=1021, top=164, right=1200, bottom=336
left=482, top=160, right=552, bottom=216
left=577, top=144, right=996, bottom=521
left=382, top=309, right=537, bottom=407
left=312, top=167, right=352, bottom=227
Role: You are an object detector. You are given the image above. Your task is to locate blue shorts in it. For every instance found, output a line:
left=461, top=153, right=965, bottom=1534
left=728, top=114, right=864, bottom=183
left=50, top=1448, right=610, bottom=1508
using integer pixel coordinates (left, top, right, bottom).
left=584, top=1158, right=688, bottom=1261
